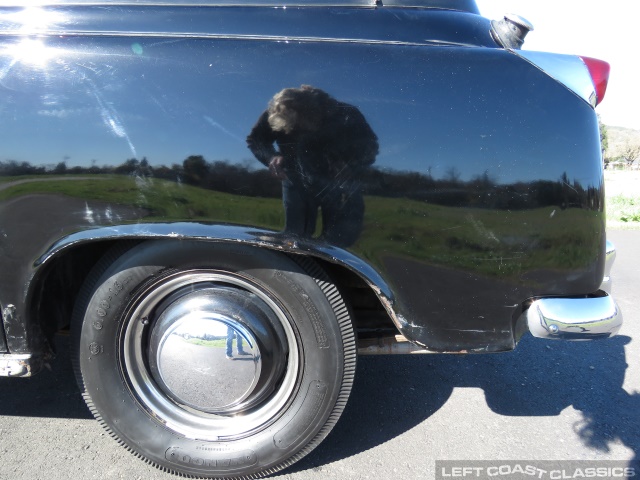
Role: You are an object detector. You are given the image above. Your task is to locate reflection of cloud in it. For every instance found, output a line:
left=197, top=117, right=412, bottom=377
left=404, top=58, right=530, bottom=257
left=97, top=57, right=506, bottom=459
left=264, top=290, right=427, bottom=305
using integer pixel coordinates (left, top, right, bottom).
left=84, top=76, right=138, bottom=157
left=38, top=109, right=69, bottom=119
left=203, top=115, right=243, bottom=142
left=38, top=107, right=92, bottom=118
left=149, top=94, right=170, bottom=116
left=65, top=63, right=137, bottom=156
left=40, top=93, right=67, bottom=106
left=0, top=58, right=19, bottom=82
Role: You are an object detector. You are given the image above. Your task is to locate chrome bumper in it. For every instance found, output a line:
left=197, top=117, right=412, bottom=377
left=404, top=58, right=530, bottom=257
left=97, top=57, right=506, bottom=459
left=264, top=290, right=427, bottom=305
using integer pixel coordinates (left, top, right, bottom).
left=525, top=240, right=622, bottom=340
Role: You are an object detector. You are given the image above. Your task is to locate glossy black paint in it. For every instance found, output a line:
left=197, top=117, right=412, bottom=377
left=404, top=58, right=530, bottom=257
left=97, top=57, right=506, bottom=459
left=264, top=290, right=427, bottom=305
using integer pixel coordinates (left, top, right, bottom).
left=0, top=5, right=492, bottom=47
left=0, top=320, right=6, bottom=353
left=0, top=5, right=605, bottom=354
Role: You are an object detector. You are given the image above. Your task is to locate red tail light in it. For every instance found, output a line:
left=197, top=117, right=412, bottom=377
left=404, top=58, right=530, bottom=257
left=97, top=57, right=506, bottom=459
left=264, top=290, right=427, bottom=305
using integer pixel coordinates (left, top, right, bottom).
left=579, top=56, right=610, bottom=106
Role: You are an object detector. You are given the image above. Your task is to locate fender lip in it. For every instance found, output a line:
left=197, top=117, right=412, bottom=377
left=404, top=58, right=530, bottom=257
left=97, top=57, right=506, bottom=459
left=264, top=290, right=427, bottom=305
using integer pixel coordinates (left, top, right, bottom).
left=525, top=293, right=622, bottom=341
left=33, top=221, right=398, bottom=317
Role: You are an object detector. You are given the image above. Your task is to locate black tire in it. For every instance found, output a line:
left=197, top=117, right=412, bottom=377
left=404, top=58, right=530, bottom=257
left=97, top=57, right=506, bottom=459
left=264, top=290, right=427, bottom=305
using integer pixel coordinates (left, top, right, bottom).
left=71, top=240, right=356, bottom=478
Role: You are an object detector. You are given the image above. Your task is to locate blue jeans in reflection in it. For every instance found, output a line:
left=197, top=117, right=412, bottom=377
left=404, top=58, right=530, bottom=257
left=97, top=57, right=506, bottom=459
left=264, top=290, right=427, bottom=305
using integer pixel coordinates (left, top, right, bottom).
left=282, top=179, right=364, bottom=248
left=226, top=327, right=246, bottom=358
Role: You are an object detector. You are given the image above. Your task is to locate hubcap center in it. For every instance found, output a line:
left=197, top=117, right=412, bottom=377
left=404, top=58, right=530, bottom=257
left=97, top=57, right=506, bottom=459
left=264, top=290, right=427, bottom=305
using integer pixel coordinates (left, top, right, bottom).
left=149, top=290, right=262, bottom=413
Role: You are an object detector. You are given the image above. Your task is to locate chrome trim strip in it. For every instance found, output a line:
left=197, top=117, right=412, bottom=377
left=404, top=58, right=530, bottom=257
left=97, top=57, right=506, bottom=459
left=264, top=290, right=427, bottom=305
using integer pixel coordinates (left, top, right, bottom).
left=0, top=30, right=438, bottom=47
left=526, top=294, right=622, bottom=340
left=0, top=1, right=479, bottom=11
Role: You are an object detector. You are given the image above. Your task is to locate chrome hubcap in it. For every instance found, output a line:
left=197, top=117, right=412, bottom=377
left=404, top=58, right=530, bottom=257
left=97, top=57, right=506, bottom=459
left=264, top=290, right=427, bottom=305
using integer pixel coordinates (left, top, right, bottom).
left=121, top=270, right=299, bottom=440
left=148, top=290, right=263, bottom=412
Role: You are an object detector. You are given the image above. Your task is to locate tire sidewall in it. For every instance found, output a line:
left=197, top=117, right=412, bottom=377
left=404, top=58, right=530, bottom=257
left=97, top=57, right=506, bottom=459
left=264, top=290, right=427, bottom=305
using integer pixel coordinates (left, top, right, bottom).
left=74, top=241, right=349, bottom=477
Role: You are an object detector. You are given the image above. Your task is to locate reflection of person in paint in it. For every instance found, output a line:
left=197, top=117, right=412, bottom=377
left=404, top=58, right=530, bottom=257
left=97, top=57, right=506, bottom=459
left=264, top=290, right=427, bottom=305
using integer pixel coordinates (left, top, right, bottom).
left=225, top=326, right=248, bottom=359
left=247, top=85, right=378, bottom=247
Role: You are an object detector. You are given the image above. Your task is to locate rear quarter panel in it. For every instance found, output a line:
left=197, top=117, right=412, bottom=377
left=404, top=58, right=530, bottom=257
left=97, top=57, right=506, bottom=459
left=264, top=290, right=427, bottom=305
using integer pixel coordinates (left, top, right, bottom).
left=0, top=6, right=605, bottom=352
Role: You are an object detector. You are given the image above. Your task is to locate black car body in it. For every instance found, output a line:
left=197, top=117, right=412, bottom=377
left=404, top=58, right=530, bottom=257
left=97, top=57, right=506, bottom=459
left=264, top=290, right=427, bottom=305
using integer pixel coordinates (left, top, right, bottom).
left=0, top=1, right=621, bottom=478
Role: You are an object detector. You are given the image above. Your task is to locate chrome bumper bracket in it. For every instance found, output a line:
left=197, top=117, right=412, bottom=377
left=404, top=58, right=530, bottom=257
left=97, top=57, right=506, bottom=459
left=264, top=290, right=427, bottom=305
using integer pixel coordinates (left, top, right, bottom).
left=526, top=294, right=622, bottom=340
left=0, top=353, right=42, bottom=377
left=526, top=239, right=623, bottom=341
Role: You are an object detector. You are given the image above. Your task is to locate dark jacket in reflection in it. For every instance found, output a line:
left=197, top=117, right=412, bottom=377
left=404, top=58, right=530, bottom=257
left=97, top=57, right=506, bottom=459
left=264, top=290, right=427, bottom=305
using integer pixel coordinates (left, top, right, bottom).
left=247, top=85, right=378, bottom=247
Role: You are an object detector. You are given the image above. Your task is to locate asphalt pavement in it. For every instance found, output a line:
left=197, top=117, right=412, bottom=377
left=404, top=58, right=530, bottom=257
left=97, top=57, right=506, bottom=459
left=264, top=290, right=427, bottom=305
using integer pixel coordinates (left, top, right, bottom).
left=0, top=229, right=638, bottom=480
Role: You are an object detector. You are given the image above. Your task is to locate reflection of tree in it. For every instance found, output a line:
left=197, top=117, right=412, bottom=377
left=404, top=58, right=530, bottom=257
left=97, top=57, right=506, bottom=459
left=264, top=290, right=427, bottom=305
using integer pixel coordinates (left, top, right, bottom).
left=53, top=161, right=67, bottom=175
left=444, top=166, right=461, bottom=185
left=0, top=158, right=601, bottom=211
left=0, top=160, right=47, bottom=176
left=359, top=167, right=598, bottom=211
left=0, top=157, right=283, bottom=199
left=113, top=157, right=152, bottom=176
left=182, top=155, right=208, bottom=185
left=471, top=169, right=496, bottom=189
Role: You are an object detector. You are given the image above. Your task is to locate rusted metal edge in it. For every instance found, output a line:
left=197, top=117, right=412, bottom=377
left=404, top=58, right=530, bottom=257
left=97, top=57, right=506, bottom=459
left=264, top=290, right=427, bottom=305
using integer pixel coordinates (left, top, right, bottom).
left=0, top=353, right=43, bottom=377
left=357, top=334, right=437, bottom=355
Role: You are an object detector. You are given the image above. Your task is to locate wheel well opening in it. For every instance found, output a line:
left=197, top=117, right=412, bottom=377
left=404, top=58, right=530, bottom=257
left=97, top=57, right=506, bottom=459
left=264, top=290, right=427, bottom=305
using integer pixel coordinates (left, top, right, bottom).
left=31, top=240, right=123, bottom=349
left=309, top=257, right=398, bottom=342
left=32, top=240, right=398, bottom=352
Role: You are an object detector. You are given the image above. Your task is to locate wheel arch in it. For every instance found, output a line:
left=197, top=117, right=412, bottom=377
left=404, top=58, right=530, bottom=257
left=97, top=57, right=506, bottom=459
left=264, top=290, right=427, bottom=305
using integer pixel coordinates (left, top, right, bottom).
left=29, top=223, right=399, bottom=352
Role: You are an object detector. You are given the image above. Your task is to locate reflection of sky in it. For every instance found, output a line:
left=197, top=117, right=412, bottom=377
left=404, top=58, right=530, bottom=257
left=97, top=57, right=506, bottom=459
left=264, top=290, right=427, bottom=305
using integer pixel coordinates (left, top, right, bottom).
left=1, top=7, right=600, bottom=186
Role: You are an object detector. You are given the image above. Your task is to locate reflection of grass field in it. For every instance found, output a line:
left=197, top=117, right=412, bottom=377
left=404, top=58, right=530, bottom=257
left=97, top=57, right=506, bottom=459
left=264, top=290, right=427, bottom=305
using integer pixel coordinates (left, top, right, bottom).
left=184, top=337, right=226, bottom=348
left=0, top=174, right=285, bottom=228
left=0, top=175, right=32, bottom=184
left=357, top=196, right=601, bottom=277
left=0, top=174, right=602, bottom=278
